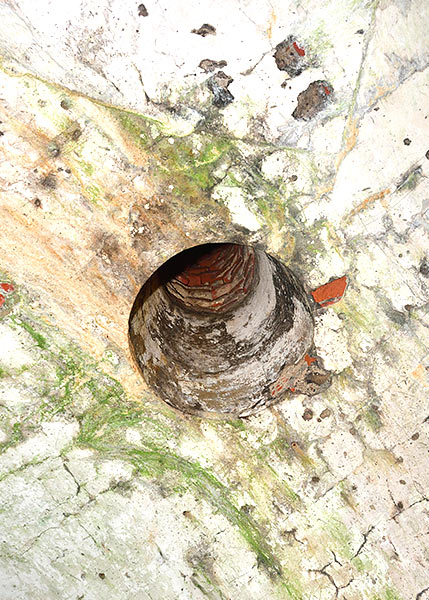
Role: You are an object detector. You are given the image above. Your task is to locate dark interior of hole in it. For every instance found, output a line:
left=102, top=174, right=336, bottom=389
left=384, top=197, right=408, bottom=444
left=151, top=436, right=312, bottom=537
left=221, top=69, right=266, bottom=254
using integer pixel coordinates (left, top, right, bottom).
left=139, top=243, right=254, bottom=315
left=141, top=243, right=227, bottom=300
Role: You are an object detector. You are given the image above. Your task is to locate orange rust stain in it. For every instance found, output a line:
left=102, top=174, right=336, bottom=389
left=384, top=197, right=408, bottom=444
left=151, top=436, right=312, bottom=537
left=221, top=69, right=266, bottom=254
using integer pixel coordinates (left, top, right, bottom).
left=304, top=354, right=317, bottom=366
left=335, top=118, right=359, bottom=171
left=411, top=364, right=428, bottom=387
left=311, top=275, right=347, bottom=307
left=348, top=188, right=391, bottom=219
left=266, top=8, right=277, bottom=40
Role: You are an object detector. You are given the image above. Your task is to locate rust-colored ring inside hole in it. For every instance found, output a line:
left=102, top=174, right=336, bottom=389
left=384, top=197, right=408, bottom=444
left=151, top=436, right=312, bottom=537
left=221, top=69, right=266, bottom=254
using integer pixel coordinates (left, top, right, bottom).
left=166, top=243, right=255, bottom=314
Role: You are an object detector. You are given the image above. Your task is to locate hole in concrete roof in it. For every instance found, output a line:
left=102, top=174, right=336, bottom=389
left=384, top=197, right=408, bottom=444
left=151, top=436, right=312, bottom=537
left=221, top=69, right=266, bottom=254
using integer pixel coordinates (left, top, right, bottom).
left=129, top=243, right=319, bottom=417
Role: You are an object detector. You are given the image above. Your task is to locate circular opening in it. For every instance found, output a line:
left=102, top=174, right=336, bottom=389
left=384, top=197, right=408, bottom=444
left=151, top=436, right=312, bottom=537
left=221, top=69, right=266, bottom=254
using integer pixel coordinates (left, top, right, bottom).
left=129, top=243, right=317, bottom=417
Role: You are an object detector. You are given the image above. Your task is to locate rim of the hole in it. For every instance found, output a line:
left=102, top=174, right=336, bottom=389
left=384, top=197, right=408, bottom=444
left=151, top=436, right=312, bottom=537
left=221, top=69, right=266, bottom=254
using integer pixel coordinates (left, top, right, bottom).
left=127, top=240, right=305, bottom=419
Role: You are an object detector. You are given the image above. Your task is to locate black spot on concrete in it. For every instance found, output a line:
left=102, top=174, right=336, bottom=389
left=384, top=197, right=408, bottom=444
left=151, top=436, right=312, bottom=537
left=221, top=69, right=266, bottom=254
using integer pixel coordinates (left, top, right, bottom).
left=399, top=479, right=406, bottom=485
left=419, top=257, right=429, bottom=277
left=356, top=29, right=364, bottom=34
left=34, top=198, right=42, bottom=208
left=198, top=58, right=227, bottom=73
left=0, top=131, right=4, bottom=137
left=137, top=3, right=148, bottom=16
left=192, top=24, right=216, bottom=37
left=47, top=142, right=61, bottom=158
left=274, top=36, right=307, bottom=77
left=396, top=501, right=404, bottom=510
left=41, top=173, right=57, bottom=189
left=207, top=71, right=234, bottom=107
left=292, top=80, right=333, bottom=121
left=71, top=127, right=82, bottom=141
left=98, top=572, right=106, bottom=580
left=387, top=308, right=407, bottom=326
left=403, top=137, right=411, bottom=145
left=310, top=476, right=320, bottom=484
left=411, top=432, right=419, bottom=440
left=426, top=149, right=429, bottom=160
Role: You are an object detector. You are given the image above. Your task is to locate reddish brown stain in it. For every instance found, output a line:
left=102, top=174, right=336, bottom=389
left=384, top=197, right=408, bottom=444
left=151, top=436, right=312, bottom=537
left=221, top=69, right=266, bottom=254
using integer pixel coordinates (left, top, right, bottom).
left=304, top=354, right=316, bottom=366
left=293, top=41, right=305, bottom=56
left=0, top=283, right=14, bottom=293
left=167, top=244, right=255, bottom=313
left=311, top=275, right=347, bottom=307
left=0, top=295, right=4, bottom=308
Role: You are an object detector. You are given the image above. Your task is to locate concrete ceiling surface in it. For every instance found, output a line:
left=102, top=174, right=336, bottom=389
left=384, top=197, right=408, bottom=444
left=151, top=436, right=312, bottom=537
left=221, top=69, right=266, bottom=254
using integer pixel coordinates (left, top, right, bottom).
left=0, top=1, right=428, bottom=599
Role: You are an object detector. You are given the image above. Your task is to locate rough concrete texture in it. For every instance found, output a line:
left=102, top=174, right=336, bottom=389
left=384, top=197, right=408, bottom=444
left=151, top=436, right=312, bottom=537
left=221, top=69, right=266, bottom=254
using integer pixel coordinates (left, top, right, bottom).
left=0, top=0, right=428, bottom=599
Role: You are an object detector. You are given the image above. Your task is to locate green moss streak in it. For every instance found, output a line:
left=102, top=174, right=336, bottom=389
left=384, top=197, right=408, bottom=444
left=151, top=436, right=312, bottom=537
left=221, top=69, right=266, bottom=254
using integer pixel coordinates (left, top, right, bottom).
left=11, top=316, right=47, bottom=349
left=128, top=449, right=282, bottom=577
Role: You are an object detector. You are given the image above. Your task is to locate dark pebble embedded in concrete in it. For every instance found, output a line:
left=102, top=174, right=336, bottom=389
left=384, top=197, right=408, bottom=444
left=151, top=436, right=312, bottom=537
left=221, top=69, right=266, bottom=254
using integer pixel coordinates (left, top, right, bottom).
left=292, top=80, right=333, bottom=120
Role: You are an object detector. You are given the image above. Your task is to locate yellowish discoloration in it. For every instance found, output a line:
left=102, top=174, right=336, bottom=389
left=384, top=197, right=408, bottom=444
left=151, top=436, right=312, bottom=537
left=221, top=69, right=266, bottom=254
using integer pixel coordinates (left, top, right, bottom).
left=411, top=364, right=429, bottom=387
left=346, top=187, right=391, bottom=219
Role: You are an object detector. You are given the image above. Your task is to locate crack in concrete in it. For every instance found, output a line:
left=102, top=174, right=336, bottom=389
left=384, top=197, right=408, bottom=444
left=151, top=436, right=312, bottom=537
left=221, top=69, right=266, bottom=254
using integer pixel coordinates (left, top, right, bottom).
left=309, top=561, right=354, bottom=598
left=61, top=458, right=81, bottom=496
left=352, top=525, right=375, bottom=559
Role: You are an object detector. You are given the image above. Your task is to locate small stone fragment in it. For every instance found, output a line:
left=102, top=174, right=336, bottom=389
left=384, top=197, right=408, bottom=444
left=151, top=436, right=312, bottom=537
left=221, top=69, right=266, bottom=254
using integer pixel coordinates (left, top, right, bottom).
left=192, top=24, right=216, bottom=37
left=60, top=98, right=71, bottom=110
left=419, top=257, right=429, bottom=277
left=292, top=80, right=333, bottom=121
left=198, top=59, right=227, bottom=73
left=302, top=408, right=313, bottom=421
left=319, top=408, right=331, bottom=419
left=403, top=137, right=411, bottom=145
left=137, top=3, right=148, bottom=16
left=411, top=432, right=419, bottom=441
left=207, top=71, right=234, bottom=107
left=274, top=37, right=306, bottom=77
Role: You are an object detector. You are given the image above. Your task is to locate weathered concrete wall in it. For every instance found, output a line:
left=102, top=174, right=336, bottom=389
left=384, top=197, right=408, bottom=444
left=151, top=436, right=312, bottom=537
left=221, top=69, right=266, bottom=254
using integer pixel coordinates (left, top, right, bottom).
left=0, top=0, right=428, bottom=598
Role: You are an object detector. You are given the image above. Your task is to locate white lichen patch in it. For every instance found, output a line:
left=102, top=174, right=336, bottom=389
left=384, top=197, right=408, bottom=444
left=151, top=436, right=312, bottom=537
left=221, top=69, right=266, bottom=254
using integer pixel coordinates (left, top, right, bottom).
left=213, top=186, right=261, bottom=232
left=313, top=311, right=353, bottom=372
left=0, top=324, right=35, bottom=370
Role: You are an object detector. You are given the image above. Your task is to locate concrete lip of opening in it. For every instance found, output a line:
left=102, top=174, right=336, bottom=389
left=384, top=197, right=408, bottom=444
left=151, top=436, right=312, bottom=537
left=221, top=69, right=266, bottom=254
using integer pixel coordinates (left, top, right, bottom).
left=129, top=243, right=331, bottom=417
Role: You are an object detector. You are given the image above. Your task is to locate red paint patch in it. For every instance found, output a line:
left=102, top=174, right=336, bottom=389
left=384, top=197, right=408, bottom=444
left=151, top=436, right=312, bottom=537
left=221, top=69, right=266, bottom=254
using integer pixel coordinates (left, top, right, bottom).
left=311, top=275, right=348, bottom=307
left=0, top=294, right=4, bottom=308
left=304, top=354, right=317, bottom=366
left=293, top=41, right=305, bottom=57
left=289, top=387, right=296, bottom=392
left=0, top=283, right=14, bottom=293
left=322, top=85, right=331, bottom=96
